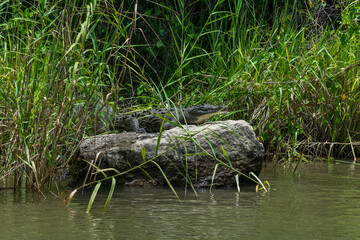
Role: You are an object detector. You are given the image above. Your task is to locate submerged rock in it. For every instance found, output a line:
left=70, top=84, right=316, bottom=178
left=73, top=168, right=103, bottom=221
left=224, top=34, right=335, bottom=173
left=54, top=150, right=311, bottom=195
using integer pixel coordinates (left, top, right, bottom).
left=72, top=120, right=264, bottom=188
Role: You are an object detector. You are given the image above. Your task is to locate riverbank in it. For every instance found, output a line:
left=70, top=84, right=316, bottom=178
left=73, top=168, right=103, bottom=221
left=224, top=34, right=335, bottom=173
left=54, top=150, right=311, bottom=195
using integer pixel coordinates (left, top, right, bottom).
left=0, top=1, right=359, bottom=194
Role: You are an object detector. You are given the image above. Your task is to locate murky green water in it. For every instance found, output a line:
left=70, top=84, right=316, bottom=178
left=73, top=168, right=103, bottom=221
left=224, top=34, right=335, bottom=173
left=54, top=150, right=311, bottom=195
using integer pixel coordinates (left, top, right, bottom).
left=1, top=162, right=360, bottom=239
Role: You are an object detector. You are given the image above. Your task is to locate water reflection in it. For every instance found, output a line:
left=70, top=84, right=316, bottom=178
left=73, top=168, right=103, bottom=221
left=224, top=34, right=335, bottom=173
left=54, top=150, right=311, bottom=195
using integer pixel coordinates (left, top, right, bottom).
left=1, top=161, right=360, bottom=239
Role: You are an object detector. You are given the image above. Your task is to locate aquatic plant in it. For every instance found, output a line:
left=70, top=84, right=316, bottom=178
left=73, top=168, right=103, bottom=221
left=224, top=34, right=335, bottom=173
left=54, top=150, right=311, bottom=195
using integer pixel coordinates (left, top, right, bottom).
left=0, top=0, right=359, bottom=200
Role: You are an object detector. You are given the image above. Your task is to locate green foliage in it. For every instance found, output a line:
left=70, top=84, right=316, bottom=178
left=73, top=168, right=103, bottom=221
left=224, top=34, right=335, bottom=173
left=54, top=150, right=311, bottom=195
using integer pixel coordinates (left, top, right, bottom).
left=0, top=0, right=359, bottom=197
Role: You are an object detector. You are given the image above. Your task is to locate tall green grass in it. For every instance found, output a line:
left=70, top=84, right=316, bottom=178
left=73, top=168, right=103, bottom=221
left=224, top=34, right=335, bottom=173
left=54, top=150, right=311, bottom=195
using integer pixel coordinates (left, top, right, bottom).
left=0, top=0, right=137, bottom=191
left=0, top=0, right=359, bottom=195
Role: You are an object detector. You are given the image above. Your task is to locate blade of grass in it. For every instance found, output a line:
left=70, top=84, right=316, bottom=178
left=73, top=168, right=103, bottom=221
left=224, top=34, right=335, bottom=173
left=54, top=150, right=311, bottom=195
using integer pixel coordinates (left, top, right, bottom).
left=86, top=181, right=101, bottom=213
left=102, top=177, right=116, bottom=214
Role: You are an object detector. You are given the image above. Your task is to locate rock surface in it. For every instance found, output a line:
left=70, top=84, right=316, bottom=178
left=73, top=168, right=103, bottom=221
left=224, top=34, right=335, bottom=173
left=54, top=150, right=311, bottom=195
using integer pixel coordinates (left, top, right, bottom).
left=72, top=120, right=264, bottom=188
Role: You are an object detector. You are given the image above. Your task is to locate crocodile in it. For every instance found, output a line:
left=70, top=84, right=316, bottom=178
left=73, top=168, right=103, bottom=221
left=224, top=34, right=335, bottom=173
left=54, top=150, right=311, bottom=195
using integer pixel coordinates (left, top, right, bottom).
left=112, top=104, right=227, bottom=133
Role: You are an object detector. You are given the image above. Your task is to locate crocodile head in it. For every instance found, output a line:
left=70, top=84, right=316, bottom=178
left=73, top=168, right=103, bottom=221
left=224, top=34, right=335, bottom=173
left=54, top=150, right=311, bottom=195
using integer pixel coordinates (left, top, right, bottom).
left=185, top=104, right=227, bottom=124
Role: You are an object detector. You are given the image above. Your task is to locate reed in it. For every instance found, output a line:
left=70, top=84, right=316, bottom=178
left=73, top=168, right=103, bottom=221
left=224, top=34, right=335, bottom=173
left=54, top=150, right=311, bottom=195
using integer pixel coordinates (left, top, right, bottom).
left=0, top=0, right=359, bottom=197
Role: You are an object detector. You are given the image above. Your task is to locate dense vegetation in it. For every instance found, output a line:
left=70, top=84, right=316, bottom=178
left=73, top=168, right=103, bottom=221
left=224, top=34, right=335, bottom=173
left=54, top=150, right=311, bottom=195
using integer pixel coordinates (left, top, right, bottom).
left=0, top=0, right=359, bottom=195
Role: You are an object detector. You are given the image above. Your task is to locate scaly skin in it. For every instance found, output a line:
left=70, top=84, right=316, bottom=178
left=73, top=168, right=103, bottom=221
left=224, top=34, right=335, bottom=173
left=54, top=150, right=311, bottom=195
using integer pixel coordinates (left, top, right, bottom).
left=112, top=104, right=227, bottom=133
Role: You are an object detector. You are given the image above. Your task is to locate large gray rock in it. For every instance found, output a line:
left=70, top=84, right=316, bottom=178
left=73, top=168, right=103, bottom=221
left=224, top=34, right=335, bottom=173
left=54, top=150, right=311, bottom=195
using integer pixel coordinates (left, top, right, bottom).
left=73, top=120, right=264, bottom=188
